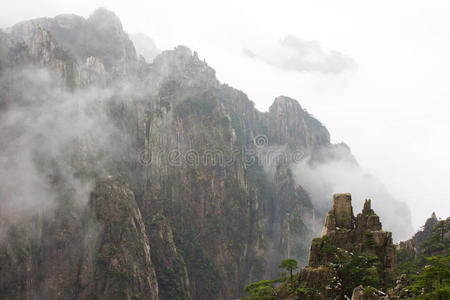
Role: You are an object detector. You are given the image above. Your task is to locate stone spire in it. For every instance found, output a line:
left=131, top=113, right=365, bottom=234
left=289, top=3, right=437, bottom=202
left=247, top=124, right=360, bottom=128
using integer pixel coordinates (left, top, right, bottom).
left=321, top=193, right=354, bottom=236
left=309, top=193, right=396, bottom=287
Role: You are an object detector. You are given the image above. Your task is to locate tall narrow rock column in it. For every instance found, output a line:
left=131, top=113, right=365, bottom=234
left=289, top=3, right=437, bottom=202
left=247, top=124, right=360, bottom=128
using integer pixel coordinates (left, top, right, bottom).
left=321, top=193, right=354, bottom=236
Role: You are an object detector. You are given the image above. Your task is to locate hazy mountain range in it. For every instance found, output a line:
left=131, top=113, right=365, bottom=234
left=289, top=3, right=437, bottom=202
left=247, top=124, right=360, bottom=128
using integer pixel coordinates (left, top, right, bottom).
left=0, top=8, right=413, bottom=300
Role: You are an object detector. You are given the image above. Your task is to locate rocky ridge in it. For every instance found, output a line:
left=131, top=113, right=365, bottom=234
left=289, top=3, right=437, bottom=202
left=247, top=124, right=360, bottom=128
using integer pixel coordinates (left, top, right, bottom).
left=0, top=10, right=331, bottom=299
left=311, top=194, right=396, bottom=283
left=0, top=8, right=413, bottom=300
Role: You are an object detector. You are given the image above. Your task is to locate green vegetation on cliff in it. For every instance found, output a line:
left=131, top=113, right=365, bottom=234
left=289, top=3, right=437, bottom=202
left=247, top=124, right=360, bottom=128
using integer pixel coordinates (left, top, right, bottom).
left=396, top=217, right=450, bottom=299
left=242, top=195, right=401, bottom=299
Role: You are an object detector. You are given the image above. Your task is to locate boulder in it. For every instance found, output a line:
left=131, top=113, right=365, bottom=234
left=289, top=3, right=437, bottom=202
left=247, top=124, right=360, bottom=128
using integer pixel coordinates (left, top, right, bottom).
left=352, top=286, right=388, bottom=300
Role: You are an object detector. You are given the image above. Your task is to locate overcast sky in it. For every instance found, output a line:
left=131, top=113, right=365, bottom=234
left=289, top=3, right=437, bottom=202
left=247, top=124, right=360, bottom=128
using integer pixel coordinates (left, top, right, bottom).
left=1, top=0, right=450, bottom=230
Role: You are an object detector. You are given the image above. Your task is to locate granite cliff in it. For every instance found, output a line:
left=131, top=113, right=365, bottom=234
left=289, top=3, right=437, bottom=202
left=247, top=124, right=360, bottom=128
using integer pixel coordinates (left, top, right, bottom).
left=0, top=8, right=413, bottom=300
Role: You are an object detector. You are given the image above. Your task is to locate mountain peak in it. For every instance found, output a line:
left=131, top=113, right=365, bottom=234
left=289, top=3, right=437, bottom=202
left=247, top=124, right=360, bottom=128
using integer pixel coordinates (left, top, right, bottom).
left=271, top=95, right=303, bottom=110
left=151, top=45, right=218, bottom=87
left=53, top=14, right=85, bottom=28
left=8, top=8, right=138, bottom=74
left=88, top=7, right=123, bottom=29
left=88, top=7, right=120, bottom=22
left=266, top=95, right=330, bottom=149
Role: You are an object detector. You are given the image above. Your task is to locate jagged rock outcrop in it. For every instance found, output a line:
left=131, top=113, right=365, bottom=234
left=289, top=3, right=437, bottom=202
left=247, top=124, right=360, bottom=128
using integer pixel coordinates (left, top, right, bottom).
left=9, top=21, right=81, bottom=89
left=352, top=286, right=388, bottom=300
left=294, top=194, right=396, bottom=299
left=387, top=274, right=413, bottom=299
left=311, top=195, right=396, bottom=283
left=274, top=204, right=448, bottom=300
left=392, top=215, right=450, bottom=298
left=80, top=56, right=107, bottom=86
left=150, top=45, right=219, bottom=89
left=395, top=239, right=416, bottom=261
left=412, top=212, right=439, bottom=245
left=396, top=212, right=439, bottom=259
left=395, top=212, right=445, bottom=264
left=320, top=193, right=354, bottom=236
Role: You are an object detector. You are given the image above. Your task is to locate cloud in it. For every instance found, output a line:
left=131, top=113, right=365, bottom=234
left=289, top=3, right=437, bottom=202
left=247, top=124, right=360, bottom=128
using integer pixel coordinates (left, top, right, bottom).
left=243, top=35, right=356, bottom=74
left=242, top=48, right=256, bottom=58
left=0, top=64, right=131, bottom=241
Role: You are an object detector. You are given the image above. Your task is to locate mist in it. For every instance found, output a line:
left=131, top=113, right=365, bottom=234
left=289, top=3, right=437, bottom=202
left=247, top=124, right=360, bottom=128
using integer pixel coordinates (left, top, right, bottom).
left=0, top=64, right=132, bottom=241
left=0, top=4, right=449, bottom=300
left=292, top=155, right=414, bottom=241
left=0, top=1, right=449, bottom=230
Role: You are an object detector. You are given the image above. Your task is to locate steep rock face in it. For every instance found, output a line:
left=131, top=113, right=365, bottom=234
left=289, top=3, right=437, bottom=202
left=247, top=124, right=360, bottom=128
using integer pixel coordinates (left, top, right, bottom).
left=0, top=177, right=159, bottom=300
left=395, top=239, right=416, bottom=260
left=411, top=213, right=438, bottom=250
left=80, top=56, right=107, bottom=86
left=9, top=21, right=80, bottom=89
left=271, top=160, right=315, bottom=269
left=216, top=85, right=267, bottom=148
left=0, top=174, right=95, bottom=300
left=321, top=193, right=354, bottom=234
left=1, top=14, right=261, bottom=299
left=9, top=7, right=138, bottom=86
left=83, top=8, right=138, bottom=72
left=150, top=45, right=219, bottom=89
left=131, top=73, right=257, bottom=300
left=395, top=212, right=440, bottom=261
left=215, top=85, right=329, bottom=276
left=0, top=16, right=341, bottom=300
left=0, top=30, right=13, bottom=69
left=17, top=8, right=137, bottom=76
left=147, top=214, right=191, bottom=300
left=85, top=178, right=158, bottom=300
left=265, top=96, right=330, bottom=151
left=0, top=8, right=410, bottom=300
left=121, top=39, right=328, bottom=298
